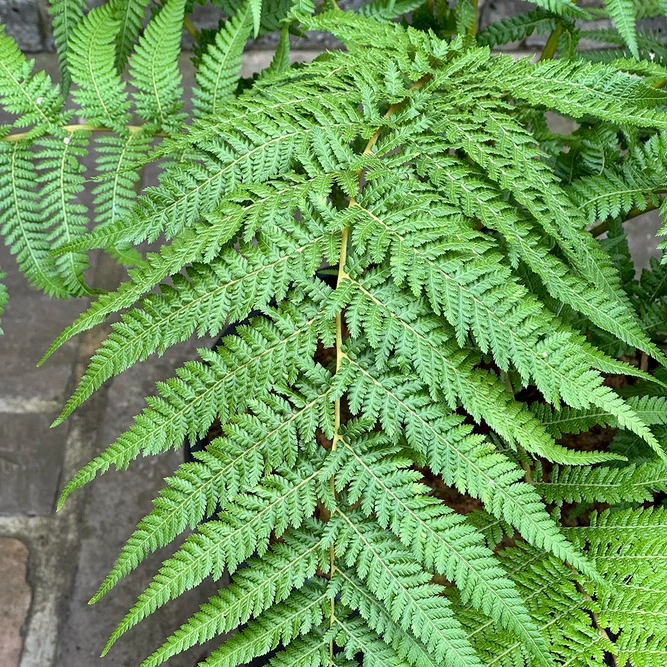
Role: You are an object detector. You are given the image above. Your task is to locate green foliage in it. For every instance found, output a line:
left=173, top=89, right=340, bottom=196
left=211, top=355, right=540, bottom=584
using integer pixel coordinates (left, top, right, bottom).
left=3, top=1, right=667, bottom=666
left=129, top=0, right=187, bottom=133
left=49, top=0, right=87, bottom=92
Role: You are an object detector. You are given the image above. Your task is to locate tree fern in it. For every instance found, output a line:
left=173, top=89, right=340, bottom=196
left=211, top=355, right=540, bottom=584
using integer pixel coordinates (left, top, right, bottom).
left=4, top=2, right=667, bottom=666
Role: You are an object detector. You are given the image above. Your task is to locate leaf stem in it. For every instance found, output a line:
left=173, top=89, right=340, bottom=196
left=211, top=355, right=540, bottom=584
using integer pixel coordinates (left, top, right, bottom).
left=183, top=16, right=200, bottom=43
left=468, top=0, right=479, bottom=37
left=540, top=21, right=563, bottom=61
left=1, top=123, right=166, bottom=143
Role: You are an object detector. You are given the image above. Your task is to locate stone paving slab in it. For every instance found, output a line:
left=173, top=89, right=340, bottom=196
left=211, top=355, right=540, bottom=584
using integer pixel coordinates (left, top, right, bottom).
left=0, top=538, right=32, bottom=667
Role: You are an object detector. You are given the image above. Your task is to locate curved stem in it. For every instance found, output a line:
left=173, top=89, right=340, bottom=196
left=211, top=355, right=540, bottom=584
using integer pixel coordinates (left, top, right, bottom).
left=540, top=21, right=563, bottom=61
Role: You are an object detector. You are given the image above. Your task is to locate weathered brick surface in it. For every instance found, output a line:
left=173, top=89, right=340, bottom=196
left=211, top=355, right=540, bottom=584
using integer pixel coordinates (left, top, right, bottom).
left=0, top=538, right=32, bottom=667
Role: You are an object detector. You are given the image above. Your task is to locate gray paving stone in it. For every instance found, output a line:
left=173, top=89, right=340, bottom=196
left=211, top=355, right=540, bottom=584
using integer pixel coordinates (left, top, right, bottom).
left=0, top=0, right=47, bottom=51
left=0, top=412, right=67, bottom=515
left=0, top=537, right=32, bottom=667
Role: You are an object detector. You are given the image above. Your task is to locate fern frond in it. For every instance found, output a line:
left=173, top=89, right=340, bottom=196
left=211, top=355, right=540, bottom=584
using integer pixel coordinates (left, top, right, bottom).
left=193, top=0, right=253, bottom=117
left=49, top=0, right=87, bottom=92
left=476, top=10, right=556, bottom=48
left=530, top=0, right=590, bottom=19
left=0, top=141, right=69, bottom=297
left=89, top=381, right=332, bottom=601
left=604, top=0, right=639, bottom=59
left=332, top=431, right=553, bottom=666
left=104, top=460, right=323, bottom=652
left=569, top=131, right=667, bottom=223
left=35, top=132, right=90, bottom=295
left=129, top=0, right=186, bottom=133
left=459, top=542, right=605, bottom=666
left=491, top=56, right=667, bottom=128
left=338, top=352, right=602, bottom=583
left=535, top=459, right=667, bottom=504
left=343, top=272, right=622, bottom=465
left=429, top=109, right=659, bottom=357
left=66, top=86, right=361, bottom=252
left=142, top=526, right=326, bottom=667
left=91, top=131, right=152, bottom=256
left=421, top=151, right=658, bottom=359
left=263, top=630, right=330, bottom=667
left=56, top=306, right=332, bottom=504
left=114, top=0, right=151, bottom=72
left=345, top=188, right=660, bottom=451
left=53, top=230, right=335, bottom=421
left=332, top=509, right=485, bottom=667
left=358, top=0, right=424, bottom=22
left=41, top=171, right=335, bottom=362
left=68, top=1, right=131, bottom=130
left=194, top=583, right=329, bottom=667
left=0, top=27, right=65, bottom=135
left=332, top=568, right=440, bottom=667
left=568, top=507, right=667, bottom=666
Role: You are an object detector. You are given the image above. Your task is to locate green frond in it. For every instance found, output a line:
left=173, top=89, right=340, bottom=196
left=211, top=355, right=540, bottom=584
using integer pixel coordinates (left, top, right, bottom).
left=194, top=583, right=329, bottom=667
left=358, top=0, right=424, bottom=22
left=142, top=526, right=326, bottom=667
left=604, top=0, right=639, bottom=59
left=104, top=460, right=323, bottom=652
left=35, top=132, right=91, bottom=295
left=476, top=9, right=557, bottom=48
left=331, top=430, right=552, bottom=667
left=567, top=507, right=667, bottom=666
left=56, top=307, right=333, bottom=505
left=263, top=630, right=330, bottom=667
left=88, top=382, right=332, bottom=601
left=67, top=0, right=131, bottom=130
left=492, top=56, right=667, bottom=128
left=332, top=568, right=440, bottom=667
left=114, top=0, right=151, bottom=72
left=49, top=0, right=87, bottom=92
left=67, top=84, right=361, bottom=252
left=41, top=171, right=335, bottom=362
left=345, top=187, right=659, bottom=450
left=129, top=0, right=186, bottom=133
left=338, top=352, right=602, bottom=583
left=332, top=509, right=485, bottom=667
left=0, top=27, right=65, bottom=135
left=33, top=11, right=667, bottom=666
left=459, top=542, right=605, bottom=666
left=421, top=152, right=658, bottom=361
left=0, top=141, right=69, bottom=297
left=53, top=231, right=335, bottom=421
left=530, top=0, right=590, bottom=19
left=193, top=0, right=253, bottom=117
left=91, top=131, right=152, bottom=265
left=569, top=131, right=667, bottom=224
left=342, top=272, right=622, bottom=465
left=534, top=458, right=667, bottom=504
left=427, top=109, right=659, bottom=361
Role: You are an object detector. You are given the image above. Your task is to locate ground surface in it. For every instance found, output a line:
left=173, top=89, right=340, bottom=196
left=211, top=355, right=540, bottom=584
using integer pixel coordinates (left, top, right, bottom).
left=0, top=51, right=663, bottom=667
